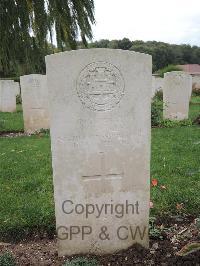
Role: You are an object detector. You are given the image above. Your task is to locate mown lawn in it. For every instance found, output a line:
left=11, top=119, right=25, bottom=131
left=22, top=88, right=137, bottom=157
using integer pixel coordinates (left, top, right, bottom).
left=0, top=104, right=24, bottom=132
left=0, top=125, right=200, bottom=241
left=0, top=96, right=199, bottom=241
left=189, top=95, right=200, bottom=120
left=151, top=126, right=200, bottom=216
left=0, top=134, right=54, bottom=241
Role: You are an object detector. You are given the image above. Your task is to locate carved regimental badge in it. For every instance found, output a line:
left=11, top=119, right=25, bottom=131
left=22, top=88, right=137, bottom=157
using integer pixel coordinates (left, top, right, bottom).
left=77, top=62, right=125, bottom=111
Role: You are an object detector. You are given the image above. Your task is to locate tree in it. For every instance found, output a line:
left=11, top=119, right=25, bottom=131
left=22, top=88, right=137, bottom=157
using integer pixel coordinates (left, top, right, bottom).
left=0, top=0, right=95, bottom=77
left=89, top=39, right=109, bottom=48
left=118, top=38, right=132, bottom=50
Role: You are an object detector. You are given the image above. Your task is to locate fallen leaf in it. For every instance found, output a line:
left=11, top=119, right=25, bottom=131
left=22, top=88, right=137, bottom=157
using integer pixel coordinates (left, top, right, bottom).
left=160, top=185, right=166, bottom=190
left=151, top=179, right=158, bottom=187
left=177, top=242, right=200, bottom=256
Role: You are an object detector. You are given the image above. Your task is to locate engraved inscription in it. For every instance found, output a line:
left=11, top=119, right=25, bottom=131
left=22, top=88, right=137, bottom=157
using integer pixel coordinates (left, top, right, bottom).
left=77, top=62, right=125, bottom=111
left=30, top=79, right=40, bottom=88
left=82, top=152, right=124, bottom=181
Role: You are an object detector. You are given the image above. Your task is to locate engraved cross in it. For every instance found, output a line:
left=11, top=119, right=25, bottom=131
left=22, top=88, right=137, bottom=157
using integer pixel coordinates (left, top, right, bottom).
left=82, top=152, right=123, bottom=182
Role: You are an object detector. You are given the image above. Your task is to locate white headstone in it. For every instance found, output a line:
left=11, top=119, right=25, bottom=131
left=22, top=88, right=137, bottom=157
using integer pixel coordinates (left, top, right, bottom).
left=13, top=81, right=20, bottom=96
left=192, top=74, right=200, bottom=91
left=46, top=49, right=152, bottom=256
left=152, top=76, right=163, bottom=98
left=163, top=71, right=192, bottom=120
left=0, top=80, right=16, bottom=112
left=20, top=74, right=50, bottom=133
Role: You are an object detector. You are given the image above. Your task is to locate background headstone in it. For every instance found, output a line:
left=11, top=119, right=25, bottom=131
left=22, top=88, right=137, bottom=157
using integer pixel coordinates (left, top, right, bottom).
left=152, top=76, right=163, bottom=98
left=13, top=81, right=20, bottom=96
left=46, top=49, right=152, bottom=256
left=20, top=74, right=49, bottom=133
left=163, top=71, right=192, bottom=120
left=192, top=74, right=200, bottom=93
left=0, top=80, right=16, bottom=112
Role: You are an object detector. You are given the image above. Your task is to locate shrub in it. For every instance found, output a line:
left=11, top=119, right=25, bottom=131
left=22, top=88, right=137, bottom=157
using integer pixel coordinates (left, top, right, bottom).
left=149, top=217, right=166, bottom=240
left=192, top=87, right=200, bottom=96
left=193, top=115, right=200, bottom=125
left=154, top=90, right=163, bottom=101
left=151, top=96, right=163, bottom=127
left=157, top=65, right=182, bottom=78
left=0, top=253, right=16, bottom=266
left=151, top=94, right=194, bottom=128
left=16, top=95, right=22, bottom=104
left=160, top=119, right=193, bottom=128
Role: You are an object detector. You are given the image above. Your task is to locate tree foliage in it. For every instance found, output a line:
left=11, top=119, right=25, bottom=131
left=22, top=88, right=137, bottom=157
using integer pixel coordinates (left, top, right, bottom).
left=0, top=0, right=95, bottom=77
left=89, top=38, right=200, bottom=72
left=157, top=65, right=182, bottom=78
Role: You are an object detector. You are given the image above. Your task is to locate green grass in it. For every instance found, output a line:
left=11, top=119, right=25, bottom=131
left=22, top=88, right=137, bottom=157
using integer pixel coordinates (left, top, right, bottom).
left=189, top=96, right=200, bottom=121
left=151, top=126, right=200, bottom=216
left=0, top=126, right=200, bottom=241
left=0, top=134, right=54, bottom=241
left=0, top=105, right=24, bottom=132
left=0, top=96, right=199, bottom=241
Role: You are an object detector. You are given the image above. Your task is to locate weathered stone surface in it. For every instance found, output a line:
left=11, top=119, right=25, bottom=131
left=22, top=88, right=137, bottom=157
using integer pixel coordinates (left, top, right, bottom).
left=20, top=74, right=49, bottom=133
left=46, top=49, right=152, bottom=256
left=152, top=76, right=163, bottom=97
left=163, top=71, right=192, bottom=120
left=13, top=81, right=20, bottom=95
left=0, top=80, right=16, bottom=112
left=192, top=74, right=200, bottom=92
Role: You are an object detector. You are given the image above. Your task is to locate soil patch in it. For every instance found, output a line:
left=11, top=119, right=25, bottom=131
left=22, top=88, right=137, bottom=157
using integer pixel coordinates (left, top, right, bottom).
left=0, top=218, right=199, bottom=265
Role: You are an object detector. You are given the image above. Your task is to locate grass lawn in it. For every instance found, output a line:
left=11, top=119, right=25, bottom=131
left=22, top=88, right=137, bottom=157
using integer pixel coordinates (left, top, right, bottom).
left=0, top=104, right=24, bottom=132
left=0, top=125, right=200, bottom=241
left=151, top=126, right=200, bottom=216
left=0, top=96, right=199, bottom=241
left=0, top=134, right=54, bottom=241
left=189, top=95, right=200, bottom=120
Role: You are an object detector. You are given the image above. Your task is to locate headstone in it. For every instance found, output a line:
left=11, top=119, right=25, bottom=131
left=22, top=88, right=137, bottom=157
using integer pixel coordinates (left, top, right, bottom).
left=0, top=80, right=16, bottom=112
left=152, top=76, right=163, bottom=97
left=163, top=71, right=192, bottom=120
left=192, top=74, right=200, bottom=92
left=13, top=81, right=20, bottom=96
left=46, top=49, right=152, bottom=256
left=20, top=74, right=49, bottom=133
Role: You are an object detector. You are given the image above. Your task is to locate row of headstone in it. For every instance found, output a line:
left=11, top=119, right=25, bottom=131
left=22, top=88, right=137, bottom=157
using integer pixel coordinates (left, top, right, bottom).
left=163, top=72, right=192, bottom=120
left=192, top=74, right=200, bottom=91
left=0, top=67, right=193, bottom=129
left=20, top=75, right=49, bottom=133
left=152, top=72, right=192, bottom=120
left=152, top=75, right=163, bottom=97
left=0, top=76, right=49, bottom=133
left=0, top=80, right=20, bottom=112
left=0, top=50, right=194, bottom=256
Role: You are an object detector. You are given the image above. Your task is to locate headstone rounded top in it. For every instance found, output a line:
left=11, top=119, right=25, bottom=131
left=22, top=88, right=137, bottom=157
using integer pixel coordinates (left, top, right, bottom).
left=164, top=71, right=190, bottom=78
left=76, top=61, right=125, bottom=111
